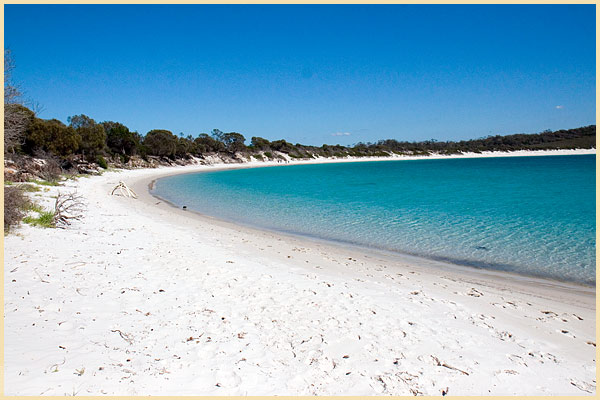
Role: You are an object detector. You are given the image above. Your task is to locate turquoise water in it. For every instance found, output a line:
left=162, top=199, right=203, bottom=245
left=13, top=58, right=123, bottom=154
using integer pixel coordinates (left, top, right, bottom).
left=153, top=155, right=596, bottom=285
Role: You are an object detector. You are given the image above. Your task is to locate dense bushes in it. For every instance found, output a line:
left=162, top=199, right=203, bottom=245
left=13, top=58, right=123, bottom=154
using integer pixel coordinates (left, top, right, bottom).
left=143, top=129, right=178, bottom=158
left=68, top=114, right=106, bottom=159
left=97, top=156, right=108, bottom=169
left=102, top=121, right=140, bottom=157
left=25, top=119, right=81, bottom=157
left=4, top=186, right=29, bottom=231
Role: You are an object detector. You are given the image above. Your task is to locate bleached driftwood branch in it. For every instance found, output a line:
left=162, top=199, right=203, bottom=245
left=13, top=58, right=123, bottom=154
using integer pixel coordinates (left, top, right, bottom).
left=111, top=181, right=137, bottom=199
left=54, top=192, right=85, bottom=228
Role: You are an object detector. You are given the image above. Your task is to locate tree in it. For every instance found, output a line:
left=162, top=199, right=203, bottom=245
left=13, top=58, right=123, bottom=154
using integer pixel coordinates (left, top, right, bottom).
left=271, top=139, right=295, bottom=153
left=143, top=129, right=178, bottom=158
left=211, top=128, right=225, bottom=142
left=102, top=121, right=140, bottom=156
left=176, top=135, right=194, bottom=158
left=221, top=132, right=246, bottom=153
left=194, top=133, right=225, bottom=153
left=25, top=118, right=81, bottom=157
left=4, top=50, right=33, bottom=153
left=250, top=136, right=271, bottom=151
left=68, top=114, right=106, bottom=159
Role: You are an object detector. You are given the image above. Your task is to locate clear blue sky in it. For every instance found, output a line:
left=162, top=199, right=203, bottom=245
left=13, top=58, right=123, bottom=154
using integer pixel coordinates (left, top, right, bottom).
left=4, top=4, right=596, bottom=146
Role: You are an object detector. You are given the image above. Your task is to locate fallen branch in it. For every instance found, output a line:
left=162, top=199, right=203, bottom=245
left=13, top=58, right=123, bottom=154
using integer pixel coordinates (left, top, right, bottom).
left=54, top=191, right=85, bottom=228
left=431, top=355, right=469, bottom=376
left=111, top=181, right=137, bottom=199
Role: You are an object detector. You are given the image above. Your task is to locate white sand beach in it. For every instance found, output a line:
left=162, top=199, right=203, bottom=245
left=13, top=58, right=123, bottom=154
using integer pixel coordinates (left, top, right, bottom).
left=3, top=150, right=596, bottom=396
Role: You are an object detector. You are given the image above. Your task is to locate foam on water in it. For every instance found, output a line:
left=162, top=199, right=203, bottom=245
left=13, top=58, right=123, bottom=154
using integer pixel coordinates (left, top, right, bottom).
left=153, top=155, right=596, bottom=285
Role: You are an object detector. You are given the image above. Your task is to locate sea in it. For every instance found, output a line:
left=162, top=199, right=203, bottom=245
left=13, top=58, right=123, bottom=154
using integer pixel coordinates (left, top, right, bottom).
left=152, top=155, right=596, bottom=285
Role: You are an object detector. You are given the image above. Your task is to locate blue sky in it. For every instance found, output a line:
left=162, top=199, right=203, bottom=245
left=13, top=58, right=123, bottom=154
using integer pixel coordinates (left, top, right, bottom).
left=4, top=4, right=595, bottom=146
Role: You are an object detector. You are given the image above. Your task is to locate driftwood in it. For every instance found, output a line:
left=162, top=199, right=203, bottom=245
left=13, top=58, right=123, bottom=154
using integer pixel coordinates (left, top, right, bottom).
left=54, top=192, right=85, bottom=227
left=111, top=181, right=137, bottom=199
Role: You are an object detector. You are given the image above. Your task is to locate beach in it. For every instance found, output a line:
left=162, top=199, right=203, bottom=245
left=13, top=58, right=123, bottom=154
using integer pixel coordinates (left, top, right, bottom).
left=3, top=150, right=596, bottom=396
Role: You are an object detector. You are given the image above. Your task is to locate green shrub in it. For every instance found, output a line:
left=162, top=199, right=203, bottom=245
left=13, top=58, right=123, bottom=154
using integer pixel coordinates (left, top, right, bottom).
left=263, top=151, right=273, bottom=159
left=97, top=155, right=108, bottom=169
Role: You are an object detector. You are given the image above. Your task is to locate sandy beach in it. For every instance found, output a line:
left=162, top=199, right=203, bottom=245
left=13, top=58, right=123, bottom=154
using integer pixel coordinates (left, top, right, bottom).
left=3, top=150, right=596, bottom=396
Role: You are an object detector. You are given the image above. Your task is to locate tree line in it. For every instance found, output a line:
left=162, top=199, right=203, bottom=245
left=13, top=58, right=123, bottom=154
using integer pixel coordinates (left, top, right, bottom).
left=8, top=105, right=596, bottom=165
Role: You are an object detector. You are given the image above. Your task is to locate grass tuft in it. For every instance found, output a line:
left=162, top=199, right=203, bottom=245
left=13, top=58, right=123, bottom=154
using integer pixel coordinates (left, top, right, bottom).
left=28, top=179, right=60, bottom=187
left=23, top=211, right=55, bottom=228
left=24, top=202, right=44, bottom=213
left=17, top=183, right=41, bottom=192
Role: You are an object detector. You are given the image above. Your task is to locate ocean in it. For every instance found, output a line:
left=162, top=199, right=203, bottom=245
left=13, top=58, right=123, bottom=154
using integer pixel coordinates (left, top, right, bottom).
left=152, top=155, right=596, bottom=285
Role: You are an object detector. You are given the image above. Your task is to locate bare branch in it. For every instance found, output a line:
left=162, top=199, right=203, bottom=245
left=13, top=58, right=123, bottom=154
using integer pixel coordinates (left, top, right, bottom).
left=4, top=49, right=23, bottom=104
left=53, top=192, right=86, bottom=228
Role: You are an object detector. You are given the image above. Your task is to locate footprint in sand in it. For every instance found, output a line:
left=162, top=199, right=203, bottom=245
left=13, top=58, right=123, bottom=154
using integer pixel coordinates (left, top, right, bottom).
left=466, top=288, right=484, bottom=297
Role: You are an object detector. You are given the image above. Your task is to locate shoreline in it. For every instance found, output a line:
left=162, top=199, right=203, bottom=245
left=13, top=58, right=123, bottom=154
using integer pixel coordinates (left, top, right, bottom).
left=140, top=149, right=595, bottom=292
left=144, top=174, right=595, bottom=295
left=3, top=148, right=596, bottom=395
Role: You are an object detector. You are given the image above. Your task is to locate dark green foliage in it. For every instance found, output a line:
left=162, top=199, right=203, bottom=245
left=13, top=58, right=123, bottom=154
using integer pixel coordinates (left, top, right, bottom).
left=270, top=139, right=295, bottom=153
left=348, top=125, right=595, bottom=156
left=209, top=129, right=247, bottom=153
left=143, top=129, right=178, bottom=158
left=176, top=135, right=195, bottom=158
left=250, top=136, right=271, bottom=151
left=12, top=105, right=596, bottom=166
left=97, top=155, right=108, bottom=169
left=195, top=133, right=226, bottom=153
left=102, top=121, right=140, bottom=156
left=68, top=114, right=106, bottom=159
left=221, top=132, right=247, bottom=153
left=25, top=118, right=81, bottom=157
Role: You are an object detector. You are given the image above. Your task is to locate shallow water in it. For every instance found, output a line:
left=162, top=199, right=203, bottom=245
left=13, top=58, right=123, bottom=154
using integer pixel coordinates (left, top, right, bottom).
left=153, top=155, right=596, bottom=285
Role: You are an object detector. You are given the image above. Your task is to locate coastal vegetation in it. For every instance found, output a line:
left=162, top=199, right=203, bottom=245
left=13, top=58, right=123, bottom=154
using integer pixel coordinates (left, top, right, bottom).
left=6, top=102, right=596, bottom=168
left=4, top=183, right=85, bottom=232
left=4, top=185, right=29, bottom=231
left=22, top=210, right=55, bottom=228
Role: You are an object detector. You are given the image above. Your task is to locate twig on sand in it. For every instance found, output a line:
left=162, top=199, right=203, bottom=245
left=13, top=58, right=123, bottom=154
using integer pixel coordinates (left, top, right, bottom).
left=111, top=329, right=134, bottom=345
left=431, top=355, right=469, bottom=376
left=34, top=268, right=50, bottom=283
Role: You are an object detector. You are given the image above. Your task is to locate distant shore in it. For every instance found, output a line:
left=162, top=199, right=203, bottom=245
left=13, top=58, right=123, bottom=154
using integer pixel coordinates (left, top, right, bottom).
left=142, top=147, right=597, bottom=181
left=3, top=147, right=596, bottom=395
